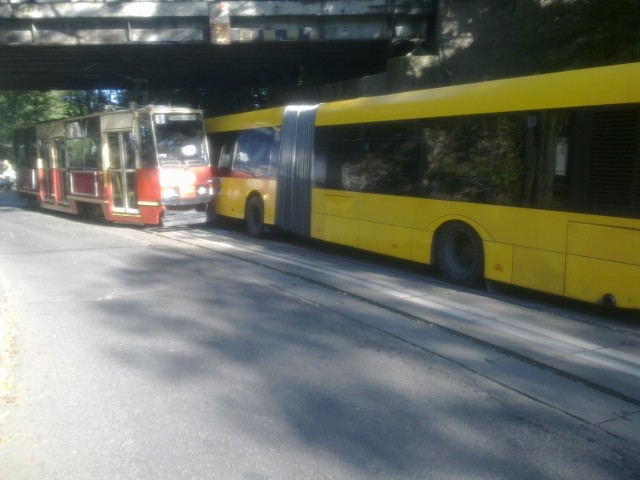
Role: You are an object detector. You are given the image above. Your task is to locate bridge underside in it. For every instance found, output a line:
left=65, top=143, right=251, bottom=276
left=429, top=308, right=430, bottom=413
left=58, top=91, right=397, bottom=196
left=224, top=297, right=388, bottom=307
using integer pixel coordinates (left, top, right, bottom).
left=0, top=40, right=416, bottom=91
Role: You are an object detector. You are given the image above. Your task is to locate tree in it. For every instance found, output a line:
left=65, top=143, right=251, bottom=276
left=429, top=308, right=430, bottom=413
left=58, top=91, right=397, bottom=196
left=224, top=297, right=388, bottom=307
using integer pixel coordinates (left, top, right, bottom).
left=0, top=91, right=69, bottom=160
left=530, top=0, right=640, bottom=69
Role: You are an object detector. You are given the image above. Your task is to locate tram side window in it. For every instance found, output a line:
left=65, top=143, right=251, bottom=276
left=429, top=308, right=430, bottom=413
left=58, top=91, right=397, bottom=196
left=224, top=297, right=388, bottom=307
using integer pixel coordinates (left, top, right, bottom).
left=14, top=127, right=37, bottom=168
left=65, top=118, right=102, bottom=169
left=139, top=115, right=156, bottom=167
left=84, top=117, right=101, bottom=169
left=66, top=121, right=83, bottom=168
left=38, top=138, right=50, bottom=168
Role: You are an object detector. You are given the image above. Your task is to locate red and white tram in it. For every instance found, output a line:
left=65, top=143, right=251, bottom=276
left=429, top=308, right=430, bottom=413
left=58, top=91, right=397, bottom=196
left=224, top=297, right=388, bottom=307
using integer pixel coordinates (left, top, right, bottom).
left=14, top=106, right=213, bottom=226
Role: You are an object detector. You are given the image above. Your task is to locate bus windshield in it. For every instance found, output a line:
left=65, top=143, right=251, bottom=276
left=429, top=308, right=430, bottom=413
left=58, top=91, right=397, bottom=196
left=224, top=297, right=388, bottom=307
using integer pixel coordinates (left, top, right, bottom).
left=154, top=113, right=208, bottom=166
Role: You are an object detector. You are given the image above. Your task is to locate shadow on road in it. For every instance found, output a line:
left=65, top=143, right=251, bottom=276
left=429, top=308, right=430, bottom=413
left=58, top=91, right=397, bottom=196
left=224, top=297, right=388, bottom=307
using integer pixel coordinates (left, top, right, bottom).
left=88, top=244, right=635, bottom=479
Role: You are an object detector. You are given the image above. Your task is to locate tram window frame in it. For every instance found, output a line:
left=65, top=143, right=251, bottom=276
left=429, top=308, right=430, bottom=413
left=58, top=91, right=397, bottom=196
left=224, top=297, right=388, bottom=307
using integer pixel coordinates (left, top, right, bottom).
left=65, top=121, right=84, bottom=169
left=138, top=114, right=156, bottom=168
left=84, top=117, right=101, bottom=169
left=14, top=127, right=37, bottom=168
left=64, top=118, right=102, bottom=170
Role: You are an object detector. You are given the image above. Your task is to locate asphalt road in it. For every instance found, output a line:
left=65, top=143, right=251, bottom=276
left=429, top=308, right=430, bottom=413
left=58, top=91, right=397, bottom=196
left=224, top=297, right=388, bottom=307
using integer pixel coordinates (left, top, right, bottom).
left=1, top=190, right=639, bottom=479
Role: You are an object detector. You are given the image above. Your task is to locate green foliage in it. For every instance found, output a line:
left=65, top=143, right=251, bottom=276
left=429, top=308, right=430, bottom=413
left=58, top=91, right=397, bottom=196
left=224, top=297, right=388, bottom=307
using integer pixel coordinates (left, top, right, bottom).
left=531, top=0, right=640, bottom=69
left=0, top=91, right=68, bottom=159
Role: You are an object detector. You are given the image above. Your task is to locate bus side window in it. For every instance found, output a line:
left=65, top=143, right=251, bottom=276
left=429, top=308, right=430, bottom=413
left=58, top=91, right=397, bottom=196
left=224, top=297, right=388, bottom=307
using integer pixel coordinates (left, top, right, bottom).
left=218, top=135, right=235, bottom=169
left=522, top=110, right=574, bottom=210
left=326, top=125, right=363, bottom=191
left=332, top=141, right=363, bottom=190
left=234, top=129, right=275, bottom=177
left=575, top=107, right=639, bottom=217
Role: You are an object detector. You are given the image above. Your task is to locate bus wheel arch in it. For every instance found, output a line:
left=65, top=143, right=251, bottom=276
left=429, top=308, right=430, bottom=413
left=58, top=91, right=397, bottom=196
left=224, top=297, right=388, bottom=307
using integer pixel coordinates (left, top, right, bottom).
left=245, top=194, right=265, bottom=238
left=433, top=220, right=485, bottom=287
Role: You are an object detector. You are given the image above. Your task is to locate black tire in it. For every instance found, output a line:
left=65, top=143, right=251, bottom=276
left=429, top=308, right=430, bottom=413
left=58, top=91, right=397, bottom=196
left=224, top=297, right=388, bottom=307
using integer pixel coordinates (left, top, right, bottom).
left=245, top=196, right=265, bottom=238
left=436, top=221, right=484, bottom=287
left=205, top=202, right=217, bottom=225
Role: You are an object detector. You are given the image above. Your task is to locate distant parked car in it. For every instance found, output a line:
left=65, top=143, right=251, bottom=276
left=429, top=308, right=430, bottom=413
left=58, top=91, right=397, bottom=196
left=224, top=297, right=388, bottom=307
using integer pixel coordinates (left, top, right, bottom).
left=1, top=160, right=16, bottom=190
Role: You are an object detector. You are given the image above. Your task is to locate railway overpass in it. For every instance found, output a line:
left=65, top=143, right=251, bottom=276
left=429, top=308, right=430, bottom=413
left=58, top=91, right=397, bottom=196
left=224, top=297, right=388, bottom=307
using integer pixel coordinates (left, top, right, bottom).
left=0, top=0, right=436, bottom=90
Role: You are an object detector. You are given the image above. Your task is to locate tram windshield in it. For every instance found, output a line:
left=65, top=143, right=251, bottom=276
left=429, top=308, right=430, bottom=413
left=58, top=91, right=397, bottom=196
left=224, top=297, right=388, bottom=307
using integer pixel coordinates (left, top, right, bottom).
left=154, top=113, right=208, bottom=166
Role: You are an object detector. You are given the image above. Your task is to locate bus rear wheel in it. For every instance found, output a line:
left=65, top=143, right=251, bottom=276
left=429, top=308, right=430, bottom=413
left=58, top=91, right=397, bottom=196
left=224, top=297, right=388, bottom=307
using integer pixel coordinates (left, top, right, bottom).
left=436, top=221, right=484, bottom=287
left=245, top=196, right=265, bottom=238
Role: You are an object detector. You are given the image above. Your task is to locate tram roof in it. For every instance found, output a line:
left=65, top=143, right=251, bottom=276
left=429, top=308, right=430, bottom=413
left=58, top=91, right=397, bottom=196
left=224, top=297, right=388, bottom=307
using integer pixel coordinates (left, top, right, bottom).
left=19, top=104, right=205, bottom=131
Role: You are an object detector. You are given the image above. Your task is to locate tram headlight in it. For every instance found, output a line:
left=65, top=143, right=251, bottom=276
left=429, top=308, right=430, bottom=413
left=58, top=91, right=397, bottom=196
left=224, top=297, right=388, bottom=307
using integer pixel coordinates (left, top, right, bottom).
left=181, top=145, right=197, bottom=156
left=162, top=187, right=180, bottom=199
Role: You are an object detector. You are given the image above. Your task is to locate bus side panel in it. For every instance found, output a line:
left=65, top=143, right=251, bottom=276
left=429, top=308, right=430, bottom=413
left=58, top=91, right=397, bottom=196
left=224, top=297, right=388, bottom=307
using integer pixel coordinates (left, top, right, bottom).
left=565, top=222, right=640, bottom=307
left=483, top=242, right=514, bottom=284
left=511, top=247, right=566, bottom=295
left=314, top=192, right=356, bottom=246
left=567, top=222, right=640, bottom=265
left=410, top=229, right=431, bottom=265
left=358, top=221, right=412, bottom=260
left=565, top=257, right=639, bottom=308
left=215, top=177, right=276, bottom=224
left=314, top=189, right=571, bottom=291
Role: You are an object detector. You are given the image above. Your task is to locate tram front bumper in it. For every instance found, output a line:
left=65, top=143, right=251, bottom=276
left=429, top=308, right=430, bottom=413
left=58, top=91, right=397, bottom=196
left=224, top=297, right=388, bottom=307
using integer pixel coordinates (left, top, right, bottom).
left=161, top=204, right=211, bottom=227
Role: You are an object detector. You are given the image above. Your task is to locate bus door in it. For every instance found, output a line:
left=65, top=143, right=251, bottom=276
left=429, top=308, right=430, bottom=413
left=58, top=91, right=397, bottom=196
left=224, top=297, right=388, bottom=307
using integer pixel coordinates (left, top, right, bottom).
left=107, top=131, right=138, bottom=214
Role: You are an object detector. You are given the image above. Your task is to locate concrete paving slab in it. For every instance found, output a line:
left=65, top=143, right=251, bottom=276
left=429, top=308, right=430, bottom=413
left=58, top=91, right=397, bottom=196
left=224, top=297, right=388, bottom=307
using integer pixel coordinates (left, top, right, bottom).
left=472, top=356, right=640, bottom=432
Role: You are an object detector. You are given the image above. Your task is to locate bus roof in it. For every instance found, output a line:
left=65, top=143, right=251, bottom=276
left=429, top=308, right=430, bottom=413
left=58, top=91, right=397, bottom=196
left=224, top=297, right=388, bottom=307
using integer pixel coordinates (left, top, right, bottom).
left=316, top=62, right=640, bottom=126
left=205, top=106, right=286, bottom=133
left=205, top=62, right=640, bottom=131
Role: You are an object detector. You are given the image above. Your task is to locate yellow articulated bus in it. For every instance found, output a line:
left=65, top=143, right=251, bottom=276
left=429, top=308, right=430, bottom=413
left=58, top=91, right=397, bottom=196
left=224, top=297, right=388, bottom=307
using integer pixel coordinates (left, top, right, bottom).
left=205, top=62, right=640, bottom=309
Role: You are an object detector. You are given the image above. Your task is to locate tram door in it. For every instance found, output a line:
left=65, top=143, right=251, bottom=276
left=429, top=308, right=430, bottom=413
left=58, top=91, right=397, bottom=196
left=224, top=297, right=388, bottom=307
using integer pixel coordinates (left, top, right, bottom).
left=38, top=137, right=53, bottom=201
left=54, top=137, right=68, bottom=203
left=108, top=132, right=138, bottom=213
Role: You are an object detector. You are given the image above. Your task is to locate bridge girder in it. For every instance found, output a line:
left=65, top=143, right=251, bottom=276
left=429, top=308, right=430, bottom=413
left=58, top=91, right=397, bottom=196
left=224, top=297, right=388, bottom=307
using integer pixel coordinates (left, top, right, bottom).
left=0, top=0, right=435, bottom=91
left=0, top=40, right=418, bottom=91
